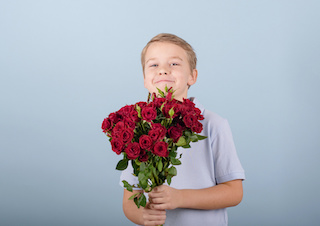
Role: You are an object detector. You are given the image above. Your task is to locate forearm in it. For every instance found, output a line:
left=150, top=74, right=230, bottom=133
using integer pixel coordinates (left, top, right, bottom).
left=123, top=190, right=144, bottom=225
left=177, top=179, right=243, bottom=210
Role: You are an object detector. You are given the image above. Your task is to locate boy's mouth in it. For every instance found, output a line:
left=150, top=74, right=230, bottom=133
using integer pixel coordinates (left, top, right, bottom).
left=155, top=79, right=174, bottom=84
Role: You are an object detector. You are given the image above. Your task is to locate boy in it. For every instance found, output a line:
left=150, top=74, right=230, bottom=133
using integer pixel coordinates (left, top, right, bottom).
left=120, top=33, right=245, bottom=226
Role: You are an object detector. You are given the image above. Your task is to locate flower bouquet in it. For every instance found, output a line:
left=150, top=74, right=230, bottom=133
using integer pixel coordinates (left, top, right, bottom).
left=101, top=87, right=206, bottom=208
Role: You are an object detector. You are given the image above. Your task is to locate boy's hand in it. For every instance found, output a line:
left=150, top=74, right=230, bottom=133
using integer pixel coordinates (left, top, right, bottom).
left=148, top=185, right=181, bottom=210
left=142, top=202, right=166, bottom=226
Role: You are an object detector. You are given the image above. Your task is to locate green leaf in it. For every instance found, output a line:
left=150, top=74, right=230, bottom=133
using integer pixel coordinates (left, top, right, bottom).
left=135, top=104, right=142, bottom=118
left=122, top=180, right=133, bottom=192
left=184, top=130, right=192, bottom=137
left=165, top=85, right=168, bottom=93
left=190, top=134, right=198, bottom=142
left=132, top=160, right=139, bottom=176
left=138, top=172, right=148, bottom=189
left=169, top=107, right=175, bottom=118
left=170, top=158, right=181, bottom=165
left=134, top=158, right=141, bottom=166
left=163, top=161, right=169, bottom=170
left=158, top=160, right=163, bottom=172
left=116, top=159, right=129, bottom=170
left=171, top=145, right=177, bottom=152
left=138, top=193, right=147, bottom=207
left=196, top=134, right=207, bottom=140
left=129, top=193, right=140, bottom=200
left=161, top=119, right=167, bottom=127
left=169, top=150, right=177, bottom=158
left=150, top=172, right=156, bottom=185
left=155, top=156, right=160, bottom=162
left=160, top=102, right=166, bottom=111
left=182, top=144, right=191, bottom=148
left=176, top=136, right=187, bottom=146
left=134, top=196, right=139, bottom=208
left=152, top=166, right=157, bottom=177
left=167, top=175, right=172, bottom=185
left=140, top=162, right=146, bottom=171
left=156, top=87, right=165, bottom=97
left=168, top=166, right=177, bottom=176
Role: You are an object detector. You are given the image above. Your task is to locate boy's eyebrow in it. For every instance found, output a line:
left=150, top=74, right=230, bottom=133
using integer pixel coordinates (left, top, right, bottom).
left=146, top=56, right=183, bottom=64
left=170, top=56, right=183, bottom=61
left=146, top=57, right=157, bottom=64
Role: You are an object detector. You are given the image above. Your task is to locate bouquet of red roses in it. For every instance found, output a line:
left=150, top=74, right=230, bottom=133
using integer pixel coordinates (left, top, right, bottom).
left=101, top=87, right=206, bottom=208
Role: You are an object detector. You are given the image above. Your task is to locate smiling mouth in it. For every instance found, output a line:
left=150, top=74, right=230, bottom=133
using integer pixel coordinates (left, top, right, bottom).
left=155, top=80, right=174, bottom=84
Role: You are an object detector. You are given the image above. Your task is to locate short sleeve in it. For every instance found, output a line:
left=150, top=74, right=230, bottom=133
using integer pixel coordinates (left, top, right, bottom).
left=119, top=161, right=142, bottom=190
left=211, top=119, right=245, bottom=184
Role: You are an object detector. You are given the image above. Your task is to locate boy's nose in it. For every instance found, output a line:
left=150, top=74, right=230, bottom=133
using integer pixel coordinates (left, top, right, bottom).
left=158, top=68, right=168, bottom=75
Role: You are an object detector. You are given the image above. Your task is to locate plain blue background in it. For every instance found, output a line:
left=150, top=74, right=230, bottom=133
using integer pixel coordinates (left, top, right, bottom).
left=1, top=1, right=319, bottom=225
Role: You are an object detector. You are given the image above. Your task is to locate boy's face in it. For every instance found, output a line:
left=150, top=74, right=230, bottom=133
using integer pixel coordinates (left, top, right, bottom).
left=143, top=42, right=197, bottom=101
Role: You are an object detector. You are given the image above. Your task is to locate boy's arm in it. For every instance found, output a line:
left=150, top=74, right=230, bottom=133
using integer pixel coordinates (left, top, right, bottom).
left=123, top=189, right=144, bottom=225
left=148, top=179, right=243, bottom=210
left=123, top=189, right=166, bottom=226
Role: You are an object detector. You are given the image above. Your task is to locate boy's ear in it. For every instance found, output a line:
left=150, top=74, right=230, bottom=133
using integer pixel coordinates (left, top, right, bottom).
left=187, top=69, right=198, bottom=86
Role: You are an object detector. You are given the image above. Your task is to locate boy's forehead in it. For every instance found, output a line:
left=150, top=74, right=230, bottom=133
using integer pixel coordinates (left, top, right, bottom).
left=145, top=42, right=187, bottom=60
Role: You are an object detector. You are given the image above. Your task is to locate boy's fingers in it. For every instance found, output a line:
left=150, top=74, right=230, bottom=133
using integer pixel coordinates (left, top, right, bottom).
left=150, top=203, right=167, bottom=210
left=148, top=209, right=165, bottom=215
left=148, top=192, right=163, bottom=199
left=153, top=185, right=166, bottom=192
left=146, top=202, right=166, bottom=211
left=143, top=211, right=166, bottom=226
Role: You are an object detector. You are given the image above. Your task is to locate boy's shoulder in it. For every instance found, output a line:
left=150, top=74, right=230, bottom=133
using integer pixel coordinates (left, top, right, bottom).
left=192, top=97, right=229, bottom=134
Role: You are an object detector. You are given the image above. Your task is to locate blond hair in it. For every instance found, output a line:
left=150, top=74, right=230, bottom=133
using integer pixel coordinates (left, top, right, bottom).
left=141, top=33, right=197, bottom=74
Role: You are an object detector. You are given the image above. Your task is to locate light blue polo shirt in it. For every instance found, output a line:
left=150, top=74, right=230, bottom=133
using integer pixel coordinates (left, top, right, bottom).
left=120, top=97, right=245, bottom=226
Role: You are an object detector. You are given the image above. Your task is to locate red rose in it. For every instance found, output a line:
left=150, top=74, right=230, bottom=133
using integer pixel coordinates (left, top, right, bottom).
left=139, top=135, right=153, bottom=150
left=121, top=128, right=134, bottom=144
left=125, top=142, right=141, bottom=160
left=118, top=105, right=135, bottom=117
left=108, top=112, right=119, bottom=124
left=175, top=120, right=186, bottom=131
left=149, top=123, right=167, bottom=141
left=168, top=126, right=183, bottom=143
left=166, top=91, right=173, bottom=101
left=130, top=110, right=140, bottom=122
left=141, top=107, right=157, bottom=122
left=183, top=114, right=198, bottom=128
left=112, top=121, right=125, bottom=138
left=139, top=150, right=149, bottom=162
left=111, top=138, right=124, bottom=155
left=152, top=141, right=169, bottom=157
left=194, top=107, right=204, bottom=120
left=183, top=98, right=196, bottom=108
left=148, top=129, right=160, bottom=141
left=178, top=103, right=189, bottom=117
left=163, top=101, right=179, bottom=118
left=123, top=118, right=136, bottom=130
left=136, top=101, right=147, bottom=109
left=101, top=118, right=112, bottom=133
left=180, top=98, right=196, bottom=116
left=152, top=97, right=166, bottom=108
left=192, top=121, right=203, bottom=133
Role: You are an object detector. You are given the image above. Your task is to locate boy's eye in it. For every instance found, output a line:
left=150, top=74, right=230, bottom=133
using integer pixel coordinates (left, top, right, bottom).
left=170, top=63, right=179, bottom=66
left=150, top=64, right=158, bottom=67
